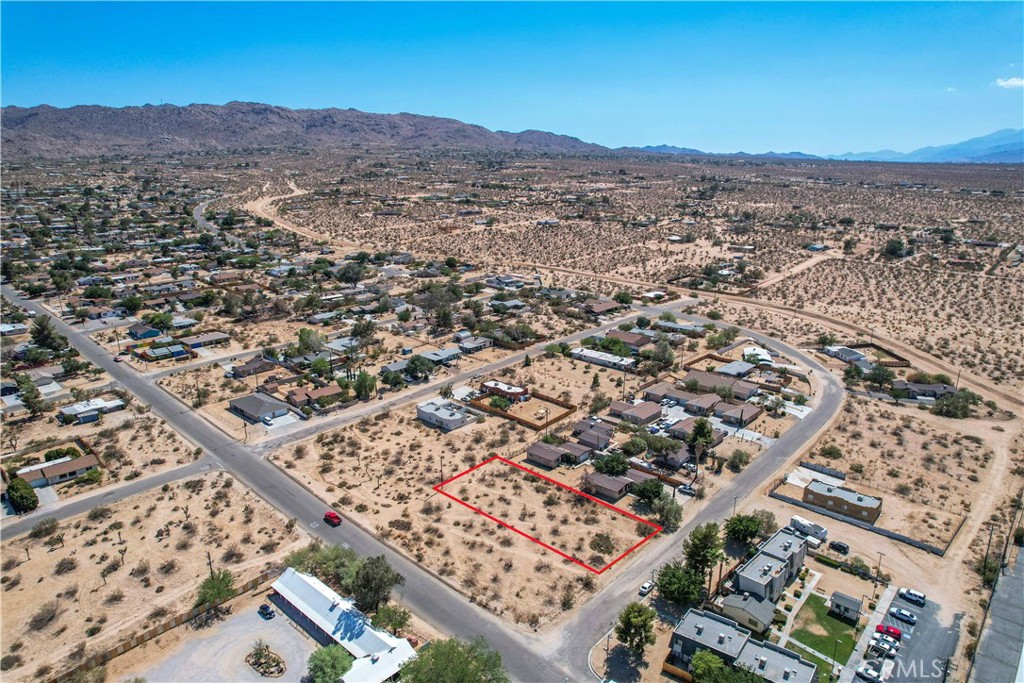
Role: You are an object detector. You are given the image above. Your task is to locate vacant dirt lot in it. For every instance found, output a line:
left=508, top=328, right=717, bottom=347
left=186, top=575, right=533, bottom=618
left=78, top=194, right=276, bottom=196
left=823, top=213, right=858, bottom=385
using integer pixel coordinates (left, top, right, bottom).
left=0, top=472, right=306, bottom=682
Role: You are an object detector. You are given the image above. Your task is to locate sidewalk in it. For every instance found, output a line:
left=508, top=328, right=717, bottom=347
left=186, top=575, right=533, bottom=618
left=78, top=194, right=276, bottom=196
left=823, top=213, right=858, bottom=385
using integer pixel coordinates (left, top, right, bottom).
left=972, top=551, right=1024, bottom=683
left=839, top=585, right=896, bottom=683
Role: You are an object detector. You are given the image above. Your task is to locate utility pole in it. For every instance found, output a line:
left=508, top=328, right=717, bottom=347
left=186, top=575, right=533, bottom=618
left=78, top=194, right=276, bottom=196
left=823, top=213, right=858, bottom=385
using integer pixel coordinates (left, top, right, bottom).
left=981, top=523, right=994, bottom=582
left=733, top=495, right=738, bottom=517
left=205, top=550, right=214, bottom=578
left=874, top=551, right=885, bottom=597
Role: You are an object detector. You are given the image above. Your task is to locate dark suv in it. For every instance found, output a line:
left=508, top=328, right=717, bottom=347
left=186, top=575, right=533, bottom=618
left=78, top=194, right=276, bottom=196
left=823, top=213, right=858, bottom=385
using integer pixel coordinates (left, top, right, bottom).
left=829, top=540, right=850, bottom=555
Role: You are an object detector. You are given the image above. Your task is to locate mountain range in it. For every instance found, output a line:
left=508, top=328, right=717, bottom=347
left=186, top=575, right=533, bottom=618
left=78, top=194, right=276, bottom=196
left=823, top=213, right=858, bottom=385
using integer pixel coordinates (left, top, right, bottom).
left=1, top=102, right=1021, bottom=163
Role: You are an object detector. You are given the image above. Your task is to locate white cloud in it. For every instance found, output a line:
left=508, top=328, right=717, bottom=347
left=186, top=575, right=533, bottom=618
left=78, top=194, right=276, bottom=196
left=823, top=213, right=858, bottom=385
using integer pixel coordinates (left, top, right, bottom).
left=945, top=87, right=957, bottom=93
left=996, top=77, right=1024, bottom=88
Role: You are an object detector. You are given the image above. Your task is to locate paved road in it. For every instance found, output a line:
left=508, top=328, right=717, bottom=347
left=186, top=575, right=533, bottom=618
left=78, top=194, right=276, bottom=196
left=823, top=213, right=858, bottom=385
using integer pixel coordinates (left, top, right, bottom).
left=973, top=551, right=1024, bottom=683
left=2, top=285, right=843, bottom=681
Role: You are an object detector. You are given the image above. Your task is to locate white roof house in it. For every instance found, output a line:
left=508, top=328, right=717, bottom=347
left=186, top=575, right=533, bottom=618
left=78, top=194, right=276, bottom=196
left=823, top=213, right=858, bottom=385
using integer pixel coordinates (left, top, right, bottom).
left=271, top=568, right=416, bottom=683
left=59, top=397, right=125, bottom=418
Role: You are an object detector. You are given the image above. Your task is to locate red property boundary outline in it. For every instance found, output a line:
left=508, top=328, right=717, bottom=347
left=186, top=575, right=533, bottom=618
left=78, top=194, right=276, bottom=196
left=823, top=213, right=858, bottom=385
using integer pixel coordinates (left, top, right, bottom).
left=433, top=455, right=662, bottom=575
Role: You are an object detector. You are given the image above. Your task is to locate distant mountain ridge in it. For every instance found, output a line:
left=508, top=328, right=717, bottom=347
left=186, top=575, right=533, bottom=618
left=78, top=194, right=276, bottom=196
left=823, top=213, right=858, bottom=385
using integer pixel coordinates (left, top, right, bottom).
left=0, top=102, right=606, bottom=157
left=634, top=129, right=1024, bottom=164
left=2, top=102, right=1021, bottom=163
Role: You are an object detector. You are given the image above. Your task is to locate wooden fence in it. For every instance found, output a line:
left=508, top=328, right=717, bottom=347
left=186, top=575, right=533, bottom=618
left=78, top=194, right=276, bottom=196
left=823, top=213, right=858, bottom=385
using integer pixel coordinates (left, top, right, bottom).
left=50, top=570, right=276, bottom=683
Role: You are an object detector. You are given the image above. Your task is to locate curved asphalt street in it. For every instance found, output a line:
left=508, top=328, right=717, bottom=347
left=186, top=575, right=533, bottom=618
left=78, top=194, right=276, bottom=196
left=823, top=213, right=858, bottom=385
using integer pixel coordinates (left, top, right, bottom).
left=1, top=284, right=842, bottom=682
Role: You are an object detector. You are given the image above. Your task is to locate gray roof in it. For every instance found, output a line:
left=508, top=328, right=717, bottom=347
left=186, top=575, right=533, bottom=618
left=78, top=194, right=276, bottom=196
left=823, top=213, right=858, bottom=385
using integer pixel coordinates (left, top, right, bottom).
left=722, top=592, right=776, bottom=626
left=806, top=479, right=882, bottom=510
left=830, top=591, right=863, bottom=612
left=229, top=394, right=289, bottom=417
left=674, top=609, right=750, bottom=660
left=716, top=360, right=756, bottom=377
left=734, top=640, right=817, bottom=683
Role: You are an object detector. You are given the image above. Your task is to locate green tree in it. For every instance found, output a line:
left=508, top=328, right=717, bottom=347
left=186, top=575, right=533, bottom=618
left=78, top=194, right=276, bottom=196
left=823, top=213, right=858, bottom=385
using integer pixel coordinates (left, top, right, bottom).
left=615, top=601, right=657, bottom=655
left=284, top=541, right=362, bottom=592
left=865, top=365, right=896, bottom=389
left=689, top=417, right=715, bottom=457
left=307, top=645, right=354, bottom=683
left=682, top=522, right=724, bottom=580
left=310, top=357, right=332, bottom=378
left=17, top=378, right=46, bottom=418
left=30, top=315, right=66, bottom=351
left=724, top=514, right=762, bottom=545
left=622, top=437, right=647, bottom=457
left=656, top=560, right=703, bottom=605
left=351, top=555, right=405, bottom=613
left=406, top=355, right=435, bottom=380
left=614, top=291, right=633, bottom=305
left=653, top=495, right=683, bottom=530
left=931, top=389, right=981, bottom=419
left=397, top=309, right=412, bottom=323
left=726, top=449, right=750, bottom=472
left=651, top=340, right=675, bottom=368
left=592, top=452, right=630, bottom=476
left=297, top=328, right=325, bottom=354
left=382, top=370, right=406, bottom=389
left=489, top=396, right=512, bottom=411
left=439, top=384, right=454, bottom=399
left=691, top=650, right=725, bottom=681
left=8, top=477, right=39, bottom=513
left=400, top=636, right=509, bottom=683
left=843, top=364, right=863, bottom=386
left=119, top=296, right=143, bottom=315
left=195, top=569, right=236, bottom=607
left=435, top=306, right=454, bottom=330
left=631, top=478, right=665, bottom=505
left=353, top=371, right=377, bottom=400
left=371, top=603, right=411, bottom=634
left=143, top=312, right=173, bottom=331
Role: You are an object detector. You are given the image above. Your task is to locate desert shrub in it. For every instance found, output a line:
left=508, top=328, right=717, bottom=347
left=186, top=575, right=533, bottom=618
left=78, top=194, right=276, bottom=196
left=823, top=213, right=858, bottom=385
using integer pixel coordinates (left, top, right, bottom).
left=590, top=533, right=615, bottom=555
left=1, top=654, right=23, bottom=671
left=54, top=558, right=77, bottom=575
left=27, top=601, right=61, bottom=631
left=87, top=506, right=113, bottom=522
left=29, top=517, right=59, bottom=539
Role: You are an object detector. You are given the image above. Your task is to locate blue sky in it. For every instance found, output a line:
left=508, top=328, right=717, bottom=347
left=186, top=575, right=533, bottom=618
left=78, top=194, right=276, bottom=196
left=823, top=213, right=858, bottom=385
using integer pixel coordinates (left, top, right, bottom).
left=2, top=2, right=1021, bottom=154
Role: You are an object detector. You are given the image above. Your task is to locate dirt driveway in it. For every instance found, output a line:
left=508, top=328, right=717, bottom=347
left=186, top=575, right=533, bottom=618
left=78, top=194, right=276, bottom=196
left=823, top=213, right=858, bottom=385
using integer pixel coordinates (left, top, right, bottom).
left=133, top=596, right=317, bottom=682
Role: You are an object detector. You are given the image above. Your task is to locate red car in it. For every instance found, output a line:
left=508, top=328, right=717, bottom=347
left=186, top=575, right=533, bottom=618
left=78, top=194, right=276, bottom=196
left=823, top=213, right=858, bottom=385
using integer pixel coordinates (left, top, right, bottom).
left=876, top=624, right=902, bottom=640
left=323, top=511, right=342, bottom=527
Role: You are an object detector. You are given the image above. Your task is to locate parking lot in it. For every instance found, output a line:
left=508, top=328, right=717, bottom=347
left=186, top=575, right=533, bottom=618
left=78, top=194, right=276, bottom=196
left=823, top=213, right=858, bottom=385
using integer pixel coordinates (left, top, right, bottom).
left=869, top=593, right=961, bottom=683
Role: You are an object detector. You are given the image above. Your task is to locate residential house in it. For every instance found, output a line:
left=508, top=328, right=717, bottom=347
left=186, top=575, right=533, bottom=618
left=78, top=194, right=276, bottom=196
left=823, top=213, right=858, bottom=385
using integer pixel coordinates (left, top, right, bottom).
left=719, top=592, right=776, bottom=634
left=573, top=418, right=614, bottom=451
left=823, top=345, right=875, bottom=374
left=680, top=370, right=760, bottom=400
left=286, top=384, right=347, bottom=409
left=228, top=394, right=291, bottom=423
left=270, top=568, right=416, bottom=683
left=570, top=347, right=636, bottom=371
left=620, top=401, right=663, bottom=426
left=606, top=329, right=651, bottom=352
left=482, top=380, right=528, bottom=401
left=802, top=480, right=882, bottom=523
left=683, top=393, right=722, bottom=416
left=421, top=348, right=462, bottom=366
left=127, top=323, right=161, bottom=340
left=715, top=403, right=764, bottom=427
left=716, top=360, right=756, bottom=378
left=17, top=453, right=101, bottom=488
left=58, top=397, right=125, bottom=424
left=653, top=320, right=708, bottom=337
left=582, top=299, right=623, bottom=316
left=458, top=336, right=493, bottom=354
left=417, top=399, right=474, bottom=432
left=0, top=323, right=29, bottom=336
left=667, top=417, right=726, bottom=447
left=178, top=332, right=231, bottom=349
left=232, top=357, right=276, bottom=378
left=891, top=380, right=957, bottom=399
left=525, top=442, right=567, bottom=469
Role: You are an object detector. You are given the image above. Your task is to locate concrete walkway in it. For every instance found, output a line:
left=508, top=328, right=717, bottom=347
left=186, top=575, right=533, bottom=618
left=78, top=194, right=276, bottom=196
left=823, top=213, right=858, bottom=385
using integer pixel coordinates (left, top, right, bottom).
left=774, top=570, right=822, bottom=646
left=839, top=585, right=896, bottom=683
left=972, top=551, right=1024, bottom=683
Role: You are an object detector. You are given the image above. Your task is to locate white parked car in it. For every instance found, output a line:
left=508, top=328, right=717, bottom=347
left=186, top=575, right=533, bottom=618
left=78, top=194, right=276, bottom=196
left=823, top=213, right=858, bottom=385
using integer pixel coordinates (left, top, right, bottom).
left=855, top=665, right=884, bottom=682
left=639, top=581, right=654, bottom=596
left=898, top=588, right=927, bottom=606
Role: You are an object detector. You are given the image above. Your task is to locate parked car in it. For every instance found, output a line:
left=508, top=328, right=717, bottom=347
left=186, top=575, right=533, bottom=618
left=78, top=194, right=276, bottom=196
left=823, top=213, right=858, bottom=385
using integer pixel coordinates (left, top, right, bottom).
left=855, top=665, right=884, bottom=682
left=873, top=633, right=900, bottom=649
left=888, top=607, right=917, bottom=625
left=323, top=511, right=343, bottom=527
left=829, top=540, right=850, bottom=555
left=677, top=484, right=696, bottom=496
left=114, top=356, right=124, bottom=362
left=876, top=624, right=902, bottom=640
left=868, top=640, right=897, bottom=658
left=261, top=415, right=275, bottom=426
left=258, top=604, right=275, bottom=620
left=898, top=588, right=927, bottom=606
left=639, top=581, right=654, bottom=596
